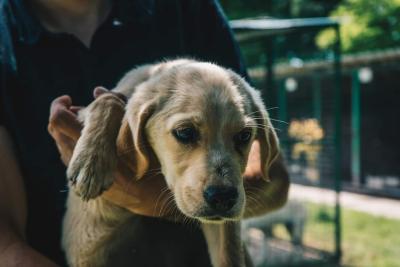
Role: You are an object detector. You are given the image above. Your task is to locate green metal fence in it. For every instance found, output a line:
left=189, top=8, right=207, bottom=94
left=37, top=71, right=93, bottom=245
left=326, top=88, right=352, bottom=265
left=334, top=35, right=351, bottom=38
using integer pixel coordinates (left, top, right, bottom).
left=231, top=17, right=343, bottom=266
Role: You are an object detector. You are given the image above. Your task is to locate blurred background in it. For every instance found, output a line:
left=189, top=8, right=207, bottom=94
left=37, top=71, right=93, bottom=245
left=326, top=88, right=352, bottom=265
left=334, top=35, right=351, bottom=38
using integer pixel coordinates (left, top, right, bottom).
left=219, top=0, right=400, bottom=266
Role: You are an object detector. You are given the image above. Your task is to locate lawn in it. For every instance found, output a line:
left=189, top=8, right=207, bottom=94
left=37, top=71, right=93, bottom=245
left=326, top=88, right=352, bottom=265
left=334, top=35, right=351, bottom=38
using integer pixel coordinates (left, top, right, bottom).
left=273, top=202, right=400, bottom=267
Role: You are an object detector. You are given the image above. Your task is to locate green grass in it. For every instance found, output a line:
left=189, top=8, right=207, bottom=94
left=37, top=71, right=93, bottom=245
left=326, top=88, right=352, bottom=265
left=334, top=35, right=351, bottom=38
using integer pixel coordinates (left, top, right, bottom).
left=273, top=203, right=400, bottom=267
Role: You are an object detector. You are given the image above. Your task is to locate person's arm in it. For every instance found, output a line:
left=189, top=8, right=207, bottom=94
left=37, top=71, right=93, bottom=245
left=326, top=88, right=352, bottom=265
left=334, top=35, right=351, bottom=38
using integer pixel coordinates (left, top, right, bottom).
left=0, top=127, right=59, bottom=267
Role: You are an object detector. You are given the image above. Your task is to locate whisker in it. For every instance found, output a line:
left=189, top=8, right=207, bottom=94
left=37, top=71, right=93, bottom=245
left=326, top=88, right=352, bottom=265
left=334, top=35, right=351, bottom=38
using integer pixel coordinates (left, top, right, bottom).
left=246, top=193, right=263, bottom=209
left=245, top=110, right=263, bottom=116
left=269, top=118, right=289, bottom=125
left=245, top=107, right=279, bottom=118
left=159, top=194, right=174, bottom=217
left=248, top=187, right=275, bottom=208
left=245, top=124, right=282, bottom=132
left=145, top=167, right=163, bottom=176
left=153, top=186, right=170, bottom=216
left=245, top=205, right=257, bottom=218
left=162, top=194, right=176, bottom=217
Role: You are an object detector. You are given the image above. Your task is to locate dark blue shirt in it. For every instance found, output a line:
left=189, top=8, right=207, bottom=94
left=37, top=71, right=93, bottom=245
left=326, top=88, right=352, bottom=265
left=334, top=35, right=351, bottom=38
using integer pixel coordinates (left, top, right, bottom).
left=0, top=0, right=247, bottom=265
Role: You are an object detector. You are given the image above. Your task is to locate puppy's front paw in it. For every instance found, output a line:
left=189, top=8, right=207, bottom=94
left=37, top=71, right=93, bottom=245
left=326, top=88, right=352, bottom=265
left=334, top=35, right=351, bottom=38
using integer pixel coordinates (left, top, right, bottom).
left=67, top=151, right=115, bottom=201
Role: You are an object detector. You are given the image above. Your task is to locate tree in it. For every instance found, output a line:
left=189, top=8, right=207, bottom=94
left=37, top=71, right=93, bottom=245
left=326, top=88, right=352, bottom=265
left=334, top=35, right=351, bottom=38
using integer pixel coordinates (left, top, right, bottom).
left=317, top=0, right=400, bottom=53
left=220, top=0, right=342, bottom=66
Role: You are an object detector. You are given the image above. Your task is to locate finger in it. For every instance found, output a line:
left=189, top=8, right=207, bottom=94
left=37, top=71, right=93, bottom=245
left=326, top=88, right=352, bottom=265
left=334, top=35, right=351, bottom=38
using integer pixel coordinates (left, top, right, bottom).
left=50, top=130, right=76, bottom=150
left=106, top=173, right=173, bottom=217
left=48, top=128, right=76, bottom=165
left=50, top=110, right=82, bottom=141
left=93, top=86, right=109, bottom=98
left=51, top=95, right=72, bottom=109
left=244, top=140, right=263, bottom=180
left=49, top=96, right=83, bottom=140
left=50, top=95, right=73, bottom=117
left=69, top=106, right=84, bottom=114
left=243, top=164, right=263, bottom=181
left=102, top=181, right=141, bottom=210
left=55, top=134, right=75, bottom=165
left=243, top=173, right=263, bottom=181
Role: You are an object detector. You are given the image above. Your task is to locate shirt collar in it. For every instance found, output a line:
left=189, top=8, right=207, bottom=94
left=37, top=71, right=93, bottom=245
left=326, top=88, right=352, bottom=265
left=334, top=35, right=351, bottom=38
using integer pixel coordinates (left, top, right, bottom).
left=8, top=0, right=155, bottom=45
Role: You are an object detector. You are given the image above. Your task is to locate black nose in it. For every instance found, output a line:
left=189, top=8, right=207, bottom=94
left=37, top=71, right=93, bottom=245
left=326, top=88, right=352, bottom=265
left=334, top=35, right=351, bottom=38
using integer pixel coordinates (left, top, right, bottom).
left=203, top=186, right=238, bottom=212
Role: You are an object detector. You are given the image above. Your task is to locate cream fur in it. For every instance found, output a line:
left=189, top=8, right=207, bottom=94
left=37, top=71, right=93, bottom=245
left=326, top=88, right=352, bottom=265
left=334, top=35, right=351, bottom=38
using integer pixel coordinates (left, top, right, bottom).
left=64, top=59, right=282, bottom=267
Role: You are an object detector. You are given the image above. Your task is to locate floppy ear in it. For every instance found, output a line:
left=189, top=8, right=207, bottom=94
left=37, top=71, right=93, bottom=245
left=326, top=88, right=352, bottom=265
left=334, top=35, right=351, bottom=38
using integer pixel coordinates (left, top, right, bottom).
left=249, top=89, right=280, bottom=181
left=116, top=100, right=156, bottom=180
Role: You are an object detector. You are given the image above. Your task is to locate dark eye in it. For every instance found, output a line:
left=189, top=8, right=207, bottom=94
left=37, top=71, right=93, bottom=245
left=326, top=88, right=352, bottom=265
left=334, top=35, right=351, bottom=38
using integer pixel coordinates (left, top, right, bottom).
left=235, top=130, right=252, bottom=145
left=172, top=127, right=199, bottom=144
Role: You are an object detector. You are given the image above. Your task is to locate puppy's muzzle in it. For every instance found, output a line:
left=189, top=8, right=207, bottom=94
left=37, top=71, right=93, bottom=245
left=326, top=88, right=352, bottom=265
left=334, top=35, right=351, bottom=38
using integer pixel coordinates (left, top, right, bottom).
left=203, top=186, right=238, bottom=213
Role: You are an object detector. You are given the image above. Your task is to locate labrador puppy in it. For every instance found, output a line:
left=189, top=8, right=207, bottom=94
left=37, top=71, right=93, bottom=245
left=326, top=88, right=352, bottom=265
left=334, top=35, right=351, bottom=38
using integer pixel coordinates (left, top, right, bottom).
left=63, top=59, right=281, bottom=267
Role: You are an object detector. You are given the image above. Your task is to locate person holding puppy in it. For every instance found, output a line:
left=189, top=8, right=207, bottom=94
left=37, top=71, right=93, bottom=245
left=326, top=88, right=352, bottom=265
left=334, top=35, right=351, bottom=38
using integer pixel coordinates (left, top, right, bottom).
left=0, top=0, right=289, bottom=266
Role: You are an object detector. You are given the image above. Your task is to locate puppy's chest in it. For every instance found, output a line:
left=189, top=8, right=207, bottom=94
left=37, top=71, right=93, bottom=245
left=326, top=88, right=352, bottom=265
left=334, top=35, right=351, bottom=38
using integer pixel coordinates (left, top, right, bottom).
left=97, top=215, right=213, bottom=267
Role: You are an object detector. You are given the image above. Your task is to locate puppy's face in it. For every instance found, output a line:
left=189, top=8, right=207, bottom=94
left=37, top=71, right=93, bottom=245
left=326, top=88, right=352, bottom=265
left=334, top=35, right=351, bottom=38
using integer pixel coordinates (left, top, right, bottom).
left=144, top=63, right=262, bottom=222
left=125, top=61, right=279, bottom=223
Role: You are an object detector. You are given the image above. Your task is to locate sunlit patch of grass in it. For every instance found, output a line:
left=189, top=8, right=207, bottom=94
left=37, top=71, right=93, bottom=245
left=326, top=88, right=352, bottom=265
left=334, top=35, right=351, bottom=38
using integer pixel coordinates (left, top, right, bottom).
left=272, top=202, right=400, bottom=267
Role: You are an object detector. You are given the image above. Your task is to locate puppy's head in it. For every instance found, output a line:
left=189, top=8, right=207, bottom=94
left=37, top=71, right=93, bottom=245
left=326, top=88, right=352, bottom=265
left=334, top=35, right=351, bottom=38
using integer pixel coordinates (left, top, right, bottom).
left=122, top=61, right=279, bottom=222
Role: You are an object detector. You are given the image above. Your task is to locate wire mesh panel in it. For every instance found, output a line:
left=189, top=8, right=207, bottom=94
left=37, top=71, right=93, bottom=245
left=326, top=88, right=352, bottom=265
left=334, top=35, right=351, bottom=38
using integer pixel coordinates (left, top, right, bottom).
left=274, top=74, right=338, bottom=189
left=232, top=18, right=342, bottom=266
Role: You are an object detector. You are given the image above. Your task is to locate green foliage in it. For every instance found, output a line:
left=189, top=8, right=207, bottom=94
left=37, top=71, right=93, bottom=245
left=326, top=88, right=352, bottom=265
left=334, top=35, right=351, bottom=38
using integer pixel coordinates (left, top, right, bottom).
left=317, top=0, right=400, bottom=53
left=219, top=1, right=342, bottom=67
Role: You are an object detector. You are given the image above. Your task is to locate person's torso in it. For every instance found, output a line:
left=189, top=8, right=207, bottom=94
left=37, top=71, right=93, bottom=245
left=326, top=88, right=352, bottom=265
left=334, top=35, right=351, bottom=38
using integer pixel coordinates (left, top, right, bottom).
left=0, top=0, right=244, bottom=265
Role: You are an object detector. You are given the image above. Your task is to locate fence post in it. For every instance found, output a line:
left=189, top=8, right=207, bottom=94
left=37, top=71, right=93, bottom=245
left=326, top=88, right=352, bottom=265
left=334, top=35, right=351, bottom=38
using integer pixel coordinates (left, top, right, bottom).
left=333, top=24, right=343, bottom=263
left=312, top=75, right=322, bottom=122
left=351, top=70, right=362, bottom=187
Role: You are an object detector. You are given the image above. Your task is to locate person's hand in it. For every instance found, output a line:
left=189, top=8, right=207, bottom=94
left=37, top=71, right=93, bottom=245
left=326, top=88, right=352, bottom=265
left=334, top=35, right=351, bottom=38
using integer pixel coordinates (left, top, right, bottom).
left=243, top=140, right=263, bottom=181
left=102, top=168, right=179, bottom=219
left=48, top=90, right=179, bottom=218
left=48, top=95, right=83, bottom=165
